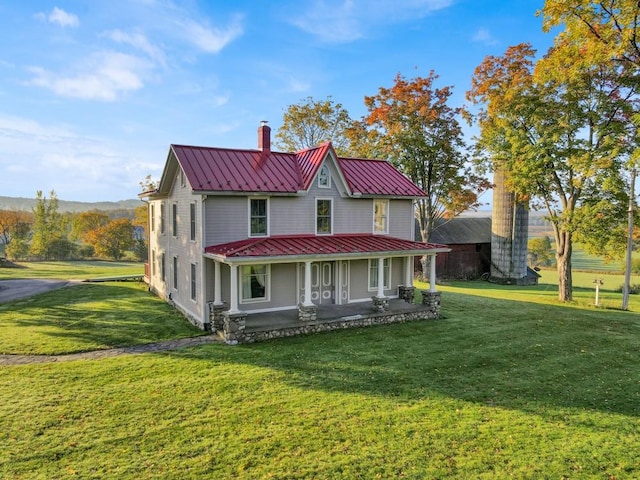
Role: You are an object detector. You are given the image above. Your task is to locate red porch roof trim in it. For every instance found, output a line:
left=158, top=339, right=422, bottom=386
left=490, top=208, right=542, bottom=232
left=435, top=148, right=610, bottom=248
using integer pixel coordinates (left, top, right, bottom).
left=204, top=234, right=449, bottom=262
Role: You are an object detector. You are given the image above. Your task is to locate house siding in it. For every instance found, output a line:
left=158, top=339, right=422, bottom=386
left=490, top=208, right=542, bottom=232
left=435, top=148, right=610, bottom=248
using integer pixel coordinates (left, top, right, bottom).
left=148, top=169, right=206, bottom=327
left=204, top=192, right=415, bottom=246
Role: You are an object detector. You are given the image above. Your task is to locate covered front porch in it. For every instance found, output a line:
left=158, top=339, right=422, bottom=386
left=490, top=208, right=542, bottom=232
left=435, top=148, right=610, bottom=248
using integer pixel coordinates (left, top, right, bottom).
left=209, top=290, right=442, bottom=344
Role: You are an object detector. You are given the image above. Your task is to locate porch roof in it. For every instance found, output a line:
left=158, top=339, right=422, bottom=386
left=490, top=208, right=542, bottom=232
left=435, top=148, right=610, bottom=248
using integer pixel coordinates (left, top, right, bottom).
left=204, top=234, right=449, bottom=262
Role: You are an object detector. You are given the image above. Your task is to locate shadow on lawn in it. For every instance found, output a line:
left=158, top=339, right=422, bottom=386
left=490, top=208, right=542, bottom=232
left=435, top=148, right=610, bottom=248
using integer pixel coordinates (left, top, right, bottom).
left=170, top=291, right=640, bottom=418
left=1, top=283, right=200, bottom=352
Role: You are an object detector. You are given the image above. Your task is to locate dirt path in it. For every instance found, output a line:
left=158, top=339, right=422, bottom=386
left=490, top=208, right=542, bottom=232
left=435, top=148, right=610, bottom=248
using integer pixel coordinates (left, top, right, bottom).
left=0, top=335, right=220, bottom=366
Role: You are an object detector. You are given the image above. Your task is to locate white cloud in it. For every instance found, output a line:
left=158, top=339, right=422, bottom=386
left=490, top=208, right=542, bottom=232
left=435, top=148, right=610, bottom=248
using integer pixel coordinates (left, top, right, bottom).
left=289, top=0, right=452, bottom=43
left=104, top=30, right=167, bottom=67
left=36, top=7, right=80, bottom=28
left=472, top=28, right=498, bottom=45
left=0, top=114, right=160, bottom=201
left=27, top=51, right=151, bottom=101
left=178, top=14, right=244, bottom=53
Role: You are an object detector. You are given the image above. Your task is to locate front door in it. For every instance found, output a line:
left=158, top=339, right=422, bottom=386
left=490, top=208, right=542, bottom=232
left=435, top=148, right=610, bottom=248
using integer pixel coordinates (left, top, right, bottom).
left=299, top=261, right=335, bottom=305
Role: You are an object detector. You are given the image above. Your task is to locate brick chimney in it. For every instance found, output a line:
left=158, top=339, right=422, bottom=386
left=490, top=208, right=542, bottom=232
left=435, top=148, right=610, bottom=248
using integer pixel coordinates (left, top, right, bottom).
left=258, top=120, right=270, bottom=154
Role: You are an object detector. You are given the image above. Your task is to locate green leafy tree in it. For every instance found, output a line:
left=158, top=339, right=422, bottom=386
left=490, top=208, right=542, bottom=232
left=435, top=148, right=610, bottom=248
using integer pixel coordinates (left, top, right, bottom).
left=86, top=218, right=135, bottom=260
left=275, top=96, right=354, bottom=155
left=528, top=236, right=554, bottom=267
left=361, top=72, right=490, bottom=246
left=467, top=43, right=633, bottom=301
left=30, top=190, right=66, bottom=260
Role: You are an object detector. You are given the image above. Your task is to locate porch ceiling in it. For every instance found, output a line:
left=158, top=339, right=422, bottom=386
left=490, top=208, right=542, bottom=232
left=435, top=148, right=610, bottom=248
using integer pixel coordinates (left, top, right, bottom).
left=204, top=234, right=450, bottom=263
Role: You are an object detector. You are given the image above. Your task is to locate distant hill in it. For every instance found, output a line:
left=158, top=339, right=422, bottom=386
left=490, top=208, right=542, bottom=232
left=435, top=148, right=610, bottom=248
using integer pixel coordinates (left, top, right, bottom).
left=0, top=196, right=144, bottom=213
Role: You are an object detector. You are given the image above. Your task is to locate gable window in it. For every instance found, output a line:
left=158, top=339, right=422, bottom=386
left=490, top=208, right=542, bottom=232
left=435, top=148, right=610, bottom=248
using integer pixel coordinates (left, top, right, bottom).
left=172, top=203, right=178, bottom=237
left=190, top=202, right=196, bottom=241
left=190, top=263, right=197, bottom=301
left=316, top=198, right=332, bottom=235
left=368, top=258, right=391, bottom=290
left=249, top=198, right=268, bottom=237
left=173, top=256, right=178, bottom=291
left=373, top=199, right=389, bottom=234
left=160, top=203, right=166, bottom=234
left=240, top=264, right=269, bottom=302
left=318, top=164, right=331, bottom=188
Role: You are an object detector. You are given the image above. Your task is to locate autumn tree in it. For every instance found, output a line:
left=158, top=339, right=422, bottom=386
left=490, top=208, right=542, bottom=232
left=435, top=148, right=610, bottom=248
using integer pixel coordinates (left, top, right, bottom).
left=467, top=43, right=634, bottom=301
left=71, top=211, right=110, bottom=243
left=0, top=210, right=32, bottom=260
left=275, top=96, right=354, bottom=155
left=361, top=72, right=489, bottom=249
left=85, top=218, right=135, bottom=260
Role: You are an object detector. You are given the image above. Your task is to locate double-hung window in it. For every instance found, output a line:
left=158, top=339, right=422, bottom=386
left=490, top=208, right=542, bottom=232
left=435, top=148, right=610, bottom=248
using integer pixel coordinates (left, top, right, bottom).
left=150, top=204, right=155, bottom=232
left=172, top=203, right=178, bottom=237
left=173, top=256, right=178, bottom=291
left=369, top=258, right=391, bottom=290
left=241, top=264, right=269, bottom=302
left=190, top=203, right=196, bottom=241
left=373, top=199, right=389, bottom=234
left=316, top=199, right=332, bottom=235
left=190, top=263, right=197, bottom=301
left=160, top=203, right=166, bottom=235
left=249, top=198, right=268, bottom=237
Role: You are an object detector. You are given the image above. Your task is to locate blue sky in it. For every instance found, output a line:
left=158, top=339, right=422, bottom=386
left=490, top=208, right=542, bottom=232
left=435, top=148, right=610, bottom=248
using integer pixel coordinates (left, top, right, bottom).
left=0, top=1, right=554, bottom=202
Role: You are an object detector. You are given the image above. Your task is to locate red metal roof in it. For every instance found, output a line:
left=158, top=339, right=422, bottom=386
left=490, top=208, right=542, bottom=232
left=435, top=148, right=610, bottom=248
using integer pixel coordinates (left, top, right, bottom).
left=338, top=157, right=427, bottom=197
left=169, top=142, right=427, bottom=198
left=172, top=145, right=303, bottom=193
left=204, top=234, right=448, bottom=259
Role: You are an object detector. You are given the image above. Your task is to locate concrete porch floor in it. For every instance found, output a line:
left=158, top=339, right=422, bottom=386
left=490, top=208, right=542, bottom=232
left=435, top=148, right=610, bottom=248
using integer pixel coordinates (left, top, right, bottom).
left=244, top=298, right=432, bottom=333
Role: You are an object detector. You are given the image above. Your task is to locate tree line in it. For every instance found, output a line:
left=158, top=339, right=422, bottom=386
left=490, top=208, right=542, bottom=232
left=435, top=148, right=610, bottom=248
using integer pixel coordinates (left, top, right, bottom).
left=0, top=190, right=147, bottom=262
left=274, top=0, right=640, bottom=303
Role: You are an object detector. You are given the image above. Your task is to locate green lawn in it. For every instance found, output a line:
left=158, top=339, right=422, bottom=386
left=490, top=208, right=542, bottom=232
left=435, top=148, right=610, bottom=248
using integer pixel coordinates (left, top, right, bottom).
left=0, top=260, right=144, bottom=280
left=0, top=282, right=203, bottom=355
left=1, top=272, right=639, bottom=478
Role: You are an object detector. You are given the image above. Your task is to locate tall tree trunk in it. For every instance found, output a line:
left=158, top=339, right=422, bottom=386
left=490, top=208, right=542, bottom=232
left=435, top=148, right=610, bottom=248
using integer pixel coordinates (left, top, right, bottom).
left=555, top=230, right=573, bottom=301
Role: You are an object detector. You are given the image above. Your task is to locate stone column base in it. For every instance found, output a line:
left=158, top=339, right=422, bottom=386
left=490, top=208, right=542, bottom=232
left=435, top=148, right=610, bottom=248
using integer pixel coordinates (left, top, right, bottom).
left=371, top=295, right=389, bottom=313
left=222, top=311, right=247, bottom=345
left=298, top=304, right=317, bottom=322
left=398, top=285, right=415, bottom=303
left=208, top=302, right=228, bottom=332
left=421, top=291, right=442, bottom=318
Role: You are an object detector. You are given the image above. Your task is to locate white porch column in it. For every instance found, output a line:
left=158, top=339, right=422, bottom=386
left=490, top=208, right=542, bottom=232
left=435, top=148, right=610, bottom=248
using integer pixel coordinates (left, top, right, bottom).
left=213, top=260, right=223, bottom=306
left=405, top=256, right=413, bottom=287
left=303, top=260, right=314, bottom=306
left=229, top=263, right=240, bottom=313
left=377, top=257, right=385, bottom=298
left=429, top=254, right=437, bottom=293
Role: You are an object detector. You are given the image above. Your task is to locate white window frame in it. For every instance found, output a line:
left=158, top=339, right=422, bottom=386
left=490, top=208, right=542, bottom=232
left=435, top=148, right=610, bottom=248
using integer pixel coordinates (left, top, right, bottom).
left=150, top=204, right=155, bottom=232
left=240, top=264, right=270, bottom=304
left=248, top=197, right=269, bottom=237
left=315, top=198, right=333, bottom=235
left=373, top=199, right=389, bottom=234
left=318, top=164, right=331, bottom=189
left=368, top=258, right=391, bottom=291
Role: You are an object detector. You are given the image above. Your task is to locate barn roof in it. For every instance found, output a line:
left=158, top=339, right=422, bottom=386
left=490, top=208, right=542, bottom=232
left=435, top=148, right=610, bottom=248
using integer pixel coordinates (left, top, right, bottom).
left=426, top=217, right=492, bottom=245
